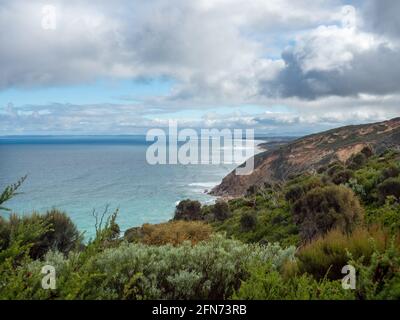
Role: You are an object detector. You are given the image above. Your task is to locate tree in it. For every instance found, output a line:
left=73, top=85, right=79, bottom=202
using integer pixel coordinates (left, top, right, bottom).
left=347, top=153, right=367, bottom=170
left=30, top=209, right=82, bottom=258
left=292, top=185, right=363, bottom=241
left=212, top=201, right=231, bottom=221
left=240, top=212, right=257, bottom=232
left=332, top=169, right=353, bottom=185
left=378, top=178, right=400, bottom=202
left=174, top=200, right=202, bottom=221
left=380, top=165, right=400, bottom=182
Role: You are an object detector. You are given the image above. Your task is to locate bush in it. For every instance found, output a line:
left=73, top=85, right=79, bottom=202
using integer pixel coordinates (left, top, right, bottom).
left=327, top=164, right=345, bottom=177
left=332, top=169, right=354, bottom=185
left=360, top=146, right=374, bottom=158
left=246, top=185, right=260, bottom=196
left=125, top=221, right=213, bottom=246
left=30, top=209, right=82, bottom=259
left=296, top=227, right=396, bottom=280
left=377, top=177, right=400, bottom=202
left=5, top=235, right=294, bottom=300
left=347, top=153, right=367, bottom=170
left=212, top=201, right=231, bottom=221
left=292, top=185, right=363, bottom=241
left=174, top=200, right=202, bottom=221
left=380, top=165, right=400, bottom=182
left=0, top=211, right=81, bottom=260
left=350, top=240, right=400, bottom=300
left=233, top=264, right=354, bottom=300
left=240, top=212, right=257, bottom=232
left=366, top=197, right=400, bottom=232
left=285, top=185, right=304, bottom=203
left=285, top=176, right=323, bottom=203
left=0, top=216, right=11, bottom=251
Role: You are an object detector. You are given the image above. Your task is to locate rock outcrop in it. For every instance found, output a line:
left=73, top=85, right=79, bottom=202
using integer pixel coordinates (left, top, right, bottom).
left=211, top=118, right=400, bottom=197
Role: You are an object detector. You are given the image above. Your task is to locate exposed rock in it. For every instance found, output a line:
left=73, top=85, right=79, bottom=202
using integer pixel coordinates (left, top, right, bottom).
left=211, top=118, right=400, bottom=197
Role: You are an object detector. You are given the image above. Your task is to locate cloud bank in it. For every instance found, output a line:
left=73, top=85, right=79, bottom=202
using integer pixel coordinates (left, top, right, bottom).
left=0, top=0, right=400, bottom=134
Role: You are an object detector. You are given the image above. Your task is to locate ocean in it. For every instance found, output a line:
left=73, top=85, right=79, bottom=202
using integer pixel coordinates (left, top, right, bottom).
left=0, top=135, right=261, bottom=239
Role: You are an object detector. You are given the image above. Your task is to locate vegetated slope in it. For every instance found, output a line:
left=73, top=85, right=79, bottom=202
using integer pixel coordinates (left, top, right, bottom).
left=211, top=117, right=400, bottom=197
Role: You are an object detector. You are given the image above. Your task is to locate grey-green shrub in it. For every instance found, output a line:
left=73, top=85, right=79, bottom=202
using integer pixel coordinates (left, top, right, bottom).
left=11, top=235, right=294, bottom=300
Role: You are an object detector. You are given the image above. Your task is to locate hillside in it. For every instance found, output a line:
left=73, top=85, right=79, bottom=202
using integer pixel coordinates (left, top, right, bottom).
left=211, top=118, right=400, bottom=197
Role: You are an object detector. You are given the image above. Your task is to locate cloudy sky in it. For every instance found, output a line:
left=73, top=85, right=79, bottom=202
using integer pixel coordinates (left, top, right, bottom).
left=1, top=0, right=400, bottom=135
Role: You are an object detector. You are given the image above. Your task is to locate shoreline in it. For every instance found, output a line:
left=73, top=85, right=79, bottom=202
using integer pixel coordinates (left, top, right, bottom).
left=197, top=139, right=268, bottom=202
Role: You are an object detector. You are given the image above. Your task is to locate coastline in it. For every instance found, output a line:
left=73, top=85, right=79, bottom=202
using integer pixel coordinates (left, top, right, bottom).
left=197, top=139, right=268, bottom=202
left=124, top=139, right=268, bottom=234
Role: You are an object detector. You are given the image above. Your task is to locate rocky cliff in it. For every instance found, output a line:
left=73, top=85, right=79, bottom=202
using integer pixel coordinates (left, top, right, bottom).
left=211, top=117, right=400, bottom=197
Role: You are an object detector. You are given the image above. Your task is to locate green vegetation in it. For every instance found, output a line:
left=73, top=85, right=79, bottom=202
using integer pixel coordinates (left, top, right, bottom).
left=124, top=220, right=213, bottom=246
left=173, top=199, right=202, bottom=221
left=292, top=185, right=363, bottom=241
left=295, top=226, right=397, bottom=280
left=1, top=148, right=400, bottom=300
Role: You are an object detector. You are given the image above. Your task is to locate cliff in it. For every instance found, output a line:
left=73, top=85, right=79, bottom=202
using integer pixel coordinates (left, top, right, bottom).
left=211, top=117, right=400, bottom=197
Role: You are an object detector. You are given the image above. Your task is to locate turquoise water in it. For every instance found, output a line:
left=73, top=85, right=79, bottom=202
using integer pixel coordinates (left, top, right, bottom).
left=0, top=136, right=245, bottom=239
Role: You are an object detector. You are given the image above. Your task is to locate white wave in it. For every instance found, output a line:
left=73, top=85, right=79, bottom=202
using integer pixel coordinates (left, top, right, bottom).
left=188, top=182, right=219, bottom=188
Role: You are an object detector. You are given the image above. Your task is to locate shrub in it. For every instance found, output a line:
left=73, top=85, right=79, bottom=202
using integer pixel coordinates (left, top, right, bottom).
left=212, top=201, right=231, bottom=221
left=240, top=212, right=257, bottom=232
left=0, top=212, right=80, bottom=260
left=365, top=197, right=400, bottom=232
left=215, top=202, right=299, bottom=247
left=285, top=176, right=323, bottom=203
left=296, top=227, right=395, bottom=280
left=352, top=166, right=381, bottom=203
left=246, top=185, right=260, bottom=197
left=347, top=153, right=367, bottom=170
left=346, top=178, right=367, bottom=199
left=377, top=177, right=400, bottom=202
left=126, top=221, right=213, bottom=246
left=233, top=264, right=354, bottom=300
left=0, top=214, right=50, bottom=299
left=285, top=185, right=304, bottom=203
left=1, top=210, right=82, bottom=260
left=6, top=235, right=295, bottom=300
left=380, top=165, right=400, bottom=182
left=30, top=209, right=82, bottom=259
left=350, top=240, right=400, bottom=300
left=174, top=200, right=202, bottom=221
left=0, top=216, right=11, bottom=251
left=292, top=185, right=363, bottom=241
left=327, top=164, right=345, bottom=177
left=360, top=146, right=374, bottom=158
left=332, top=169, right=354, bottom=185
left=317, top=165, right=328, bottom=174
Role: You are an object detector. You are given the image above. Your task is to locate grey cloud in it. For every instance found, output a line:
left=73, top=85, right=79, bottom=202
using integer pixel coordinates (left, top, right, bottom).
left=262, top=43, right=400, bottom=99
left=0, top=0, right=339, bottom=92
left=257, top=0, right=400, bottom=100
left=1, top=0, right=400, bottom=135
left=363, top=0, right=400, bottom=38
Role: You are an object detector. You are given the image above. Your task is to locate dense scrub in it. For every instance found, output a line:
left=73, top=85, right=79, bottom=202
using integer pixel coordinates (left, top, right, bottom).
left=124, top=220, right=213, bottom=246
left=0, top=224, right=294, bottom=299
left=1, top=148, right=400, bottom=300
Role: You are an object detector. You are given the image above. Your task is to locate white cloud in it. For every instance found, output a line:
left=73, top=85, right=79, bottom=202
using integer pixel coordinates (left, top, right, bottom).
left=1, top=0, right=400, bottom=134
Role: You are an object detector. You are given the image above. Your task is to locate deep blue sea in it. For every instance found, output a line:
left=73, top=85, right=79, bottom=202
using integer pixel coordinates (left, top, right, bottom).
left=0, top=136, right=258, bottom=239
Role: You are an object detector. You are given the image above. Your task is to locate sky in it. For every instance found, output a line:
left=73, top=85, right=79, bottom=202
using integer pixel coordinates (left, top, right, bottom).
left=1, top=0, right=400, bottom=135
